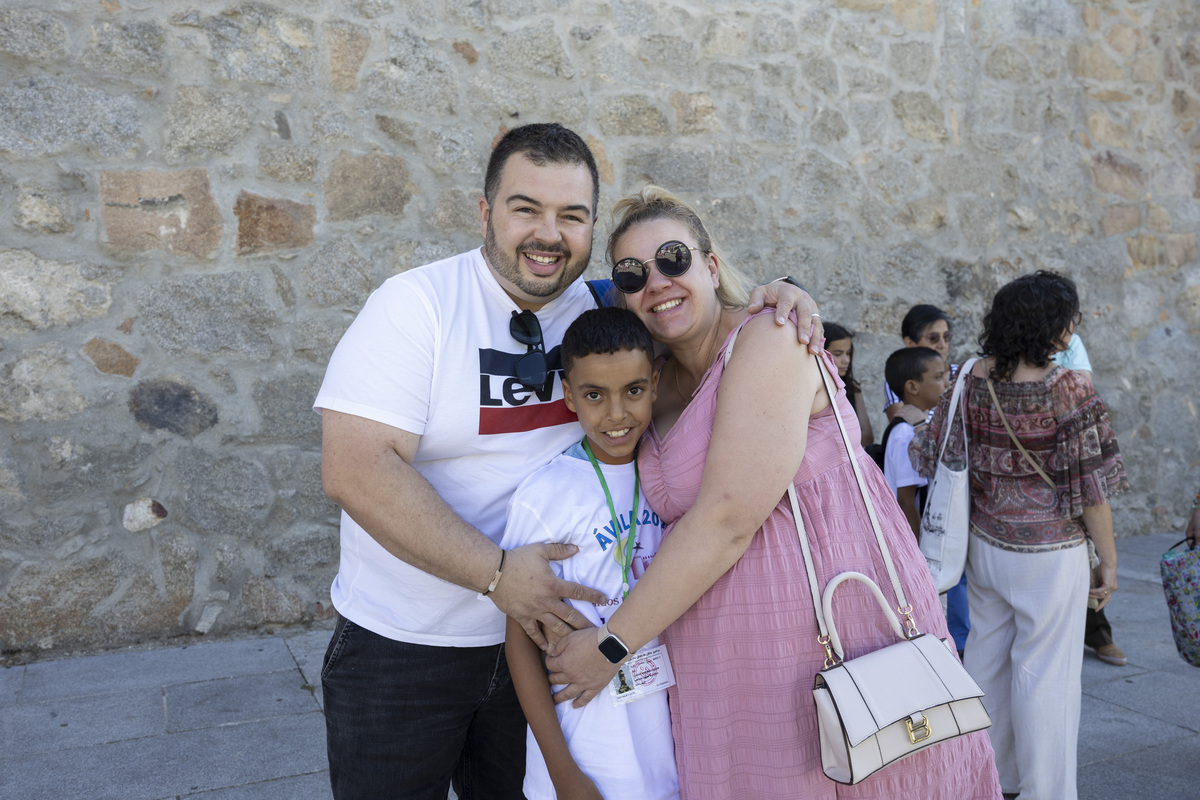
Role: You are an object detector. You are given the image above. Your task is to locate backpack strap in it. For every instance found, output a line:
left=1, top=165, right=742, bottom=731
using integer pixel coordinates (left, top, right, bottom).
left=879, top=417, right=906, bottom=456
left=585, top=279, right=616, bottom=308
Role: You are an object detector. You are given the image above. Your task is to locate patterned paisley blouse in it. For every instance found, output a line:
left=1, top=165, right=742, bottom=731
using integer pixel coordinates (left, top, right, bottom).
left=911, top=364, right=1129, bottom=553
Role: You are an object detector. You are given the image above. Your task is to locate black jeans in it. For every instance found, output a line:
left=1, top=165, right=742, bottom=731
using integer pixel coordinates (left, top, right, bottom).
left=322, top=615, right=527, bottom=800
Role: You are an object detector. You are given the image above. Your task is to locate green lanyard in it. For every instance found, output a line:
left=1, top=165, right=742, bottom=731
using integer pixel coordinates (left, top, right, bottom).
left=582, top=438, right=639, bottom=599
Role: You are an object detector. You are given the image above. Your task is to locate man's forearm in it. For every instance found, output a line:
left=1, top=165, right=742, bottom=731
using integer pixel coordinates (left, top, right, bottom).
left=321, top=410, right=499, bottom=593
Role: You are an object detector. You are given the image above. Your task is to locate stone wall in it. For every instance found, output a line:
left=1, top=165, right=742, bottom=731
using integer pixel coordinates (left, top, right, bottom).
left=1, top=0, right=1197, bottom=657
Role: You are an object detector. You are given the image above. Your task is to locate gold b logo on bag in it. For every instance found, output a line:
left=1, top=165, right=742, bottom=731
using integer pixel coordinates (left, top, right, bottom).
left=906, top=713, right=932, bottom=744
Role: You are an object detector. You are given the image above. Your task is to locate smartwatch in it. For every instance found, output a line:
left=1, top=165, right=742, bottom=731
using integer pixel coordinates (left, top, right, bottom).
left=773, top=275, right=808, bottom=294
left=597, top=623, right=630, bottom=664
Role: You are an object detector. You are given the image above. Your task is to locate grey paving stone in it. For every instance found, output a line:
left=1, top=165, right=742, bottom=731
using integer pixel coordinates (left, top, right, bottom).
left=1117, top=532, right=1185, bottom=585
left=177, top=770, right=331, bottom=800
left=285, top=628, right=331, bottom=709
left=1077, top=733, right=1200, bottom=800
left=1077, top=693, right=1193, bottom=766
left=0, top=709, right=327, bottom=800
left=166, top=669, right=319, bottom=733
left=1083, top=665, right=1200, bottom=733
left=0, top=665, right=22, bottom=708
left=1080, top=653, right=1148, bottom=687
left=1116, top=532, right=1183, bottom=562
left=0, top=687, right=165, bottom=758
left=19, top=638, right=297, bottom=702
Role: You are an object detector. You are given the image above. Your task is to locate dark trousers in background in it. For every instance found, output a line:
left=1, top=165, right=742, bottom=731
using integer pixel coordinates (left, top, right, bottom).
left=1084, top=606, right=1114, bottom=649
left=322, top=615, right=527, bottom=800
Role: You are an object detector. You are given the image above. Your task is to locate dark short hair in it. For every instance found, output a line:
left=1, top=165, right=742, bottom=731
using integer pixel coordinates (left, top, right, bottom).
left=483, top=123, right=599, bottom=214
left=560, top=307, right=655, bottom=379
left=901, top=304, right=952, bottom=341
left=980, top=270, right=1079, bottom=381
left=885, top=346, right=942, bottom=400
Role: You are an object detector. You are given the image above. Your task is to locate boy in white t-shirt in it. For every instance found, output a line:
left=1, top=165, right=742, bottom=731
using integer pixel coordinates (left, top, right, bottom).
left=882, top=346, right=948, bottom=537
left=501, top=307, right=679, bottom=800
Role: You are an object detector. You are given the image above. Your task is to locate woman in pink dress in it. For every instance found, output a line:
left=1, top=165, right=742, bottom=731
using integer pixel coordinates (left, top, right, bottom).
left=545, top=187, right=1001, bottom=799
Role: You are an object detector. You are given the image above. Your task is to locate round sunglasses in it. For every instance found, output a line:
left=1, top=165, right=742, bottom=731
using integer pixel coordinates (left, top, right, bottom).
left=611, top=240, right=703, bottom=294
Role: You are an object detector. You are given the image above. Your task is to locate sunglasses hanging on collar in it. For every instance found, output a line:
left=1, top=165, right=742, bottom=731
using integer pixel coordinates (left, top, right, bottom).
left=509, top=309, right=548, bottom=389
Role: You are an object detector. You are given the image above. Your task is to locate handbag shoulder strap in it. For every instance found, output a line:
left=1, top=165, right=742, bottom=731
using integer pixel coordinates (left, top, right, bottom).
left=812, top=356, right=913, bottom=618
left=984, top=377, right=1055, bottom=491
left=934, top=357, right=979, bottom=464
left=788, top=353, right=923, bottom=661
left=723, top=323, right=839, bottom=647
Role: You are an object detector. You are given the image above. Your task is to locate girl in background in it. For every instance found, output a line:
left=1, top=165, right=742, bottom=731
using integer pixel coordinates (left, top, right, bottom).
left=825, top=323, right=874, bottom=447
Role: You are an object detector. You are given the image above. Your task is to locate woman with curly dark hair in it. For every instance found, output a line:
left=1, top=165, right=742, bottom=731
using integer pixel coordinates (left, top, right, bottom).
left=912, top=270, right=1128, bottom=800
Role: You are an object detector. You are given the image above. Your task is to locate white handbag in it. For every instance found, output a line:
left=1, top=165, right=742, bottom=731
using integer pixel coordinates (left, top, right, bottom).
left=918, top=357, right=979, bottom=593
left=788, top=355, right=991, bottom=785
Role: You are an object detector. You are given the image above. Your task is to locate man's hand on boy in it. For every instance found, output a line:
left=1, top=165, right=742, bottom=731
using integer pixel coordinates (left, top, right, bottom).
left=488, top=544, right=607, bottom=649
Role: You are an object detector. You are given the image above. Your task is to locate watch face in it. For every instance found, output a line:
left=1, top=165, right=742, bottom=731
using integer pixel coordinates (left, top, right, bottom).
left=598, top=634, right=628, bottom=664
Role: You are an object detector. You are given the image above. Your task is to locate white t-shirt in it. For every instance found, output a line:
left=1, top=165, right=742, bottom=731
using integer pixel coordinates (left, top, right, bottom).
left=884, top=420, right=926, bottom=495
left=499, top=444, right=678, bottom=800
left=314, top=248, right=600, bottom=646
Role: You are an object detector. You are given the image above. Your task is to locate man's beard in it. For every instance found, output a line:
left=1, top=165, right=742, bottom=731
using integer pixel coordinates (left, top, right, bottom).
left=483, top=219, right=591, bottom=300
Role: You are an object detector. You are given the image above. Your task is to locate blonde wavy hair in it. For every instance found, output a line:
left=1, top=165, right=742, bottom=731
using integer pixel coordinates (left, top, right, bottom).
left=605, top=186, right=749, bottom=310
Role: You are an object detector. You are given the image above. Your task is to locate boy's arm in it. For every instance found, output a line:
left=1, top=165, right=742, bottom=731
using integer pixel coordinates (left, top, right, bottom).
left=897, top=485, right=921, bottom=539
left=506, top=616, right=604, bottom=800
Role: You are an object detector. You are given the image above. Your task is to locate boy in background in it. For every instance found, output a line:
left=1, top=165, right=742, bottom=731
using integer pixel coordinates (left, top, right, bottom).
left=501, top=307, right=679, bottom=800
left=885, top=304, right=955, bottom=421
left=889, top=344, right=970, bottom=656
left=882, top=347, right=949, bottom=537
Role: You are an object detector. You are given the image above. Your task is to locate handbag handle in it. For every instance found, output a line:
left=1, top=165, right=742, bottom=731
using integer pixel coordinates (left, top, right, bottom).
left=821, top=572, right=907, bottom=660
left=933, top=358, right=979, bottom=468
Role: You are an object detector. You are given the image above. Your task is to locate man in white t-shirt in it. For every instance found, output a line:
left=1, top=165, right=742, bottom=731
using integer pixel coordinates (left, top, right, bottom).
left=314, top=123, right=822, bottom=799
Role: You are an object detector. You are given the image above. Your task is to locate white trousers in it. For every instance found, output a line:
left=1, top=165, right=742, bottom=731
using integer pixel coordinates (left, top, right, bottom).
left=963, top=535, right=1089, bottom=800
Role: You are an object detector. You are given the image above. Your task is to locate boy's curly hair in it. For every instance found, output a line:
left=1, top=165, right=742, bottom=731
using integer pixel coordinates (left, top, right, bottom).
left=979, top=270, right=1078, bottom=381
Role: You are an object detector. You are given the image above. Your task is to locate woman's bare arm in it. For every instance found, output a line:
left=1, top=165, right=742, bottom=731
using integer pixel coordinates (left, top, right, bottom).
left=1081, top=503, right=1117, bottom=611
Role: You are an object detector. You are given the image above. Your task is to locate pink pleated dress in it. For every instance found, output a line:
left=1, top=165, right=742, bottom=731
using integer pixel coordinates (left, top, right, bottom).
left=639, top=316, right=1002, bottom=799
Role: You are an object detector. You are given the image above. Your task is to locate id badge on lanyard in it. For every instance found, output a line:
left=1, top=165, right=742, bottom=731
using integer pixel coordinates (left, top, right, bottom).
left=608, top=643, right=676, bottom=706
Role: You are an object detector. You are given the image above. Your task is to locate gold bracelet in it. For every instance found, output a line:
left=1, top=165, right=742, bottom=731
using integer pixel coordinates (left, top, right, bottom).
left=483, top=549, right=506, bottom=595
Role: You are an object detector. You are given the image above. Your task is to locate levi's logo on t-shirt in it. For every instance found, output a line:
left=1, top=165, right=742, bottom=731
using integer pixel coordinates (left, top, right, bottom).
left=477, top=345, right=578, bottom=435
